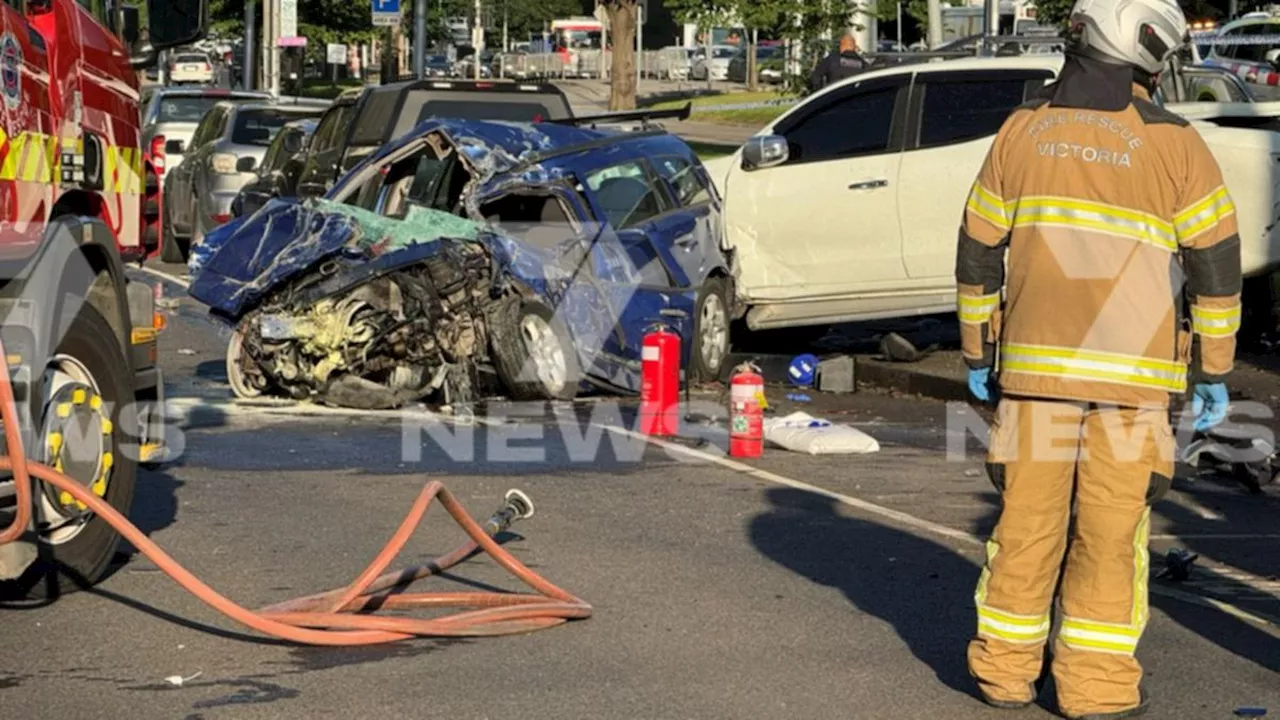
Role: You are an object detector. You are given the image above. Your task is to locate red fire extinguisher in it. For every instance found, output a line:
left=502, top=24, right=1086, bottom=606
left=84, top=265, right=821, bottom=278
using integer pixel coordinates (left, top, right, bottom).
left=640, top=323, right=681, bottom=437
left=729, top=362, right=765, bottom=458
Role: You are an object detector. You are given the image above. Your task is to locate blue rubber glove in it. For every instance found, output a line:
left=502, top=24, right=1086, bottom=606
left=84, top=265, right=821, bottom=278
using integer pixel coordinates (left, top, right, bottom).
left=968, top=367, right=992, bottom=403
left=1192, top=383, right=1229, bottom=432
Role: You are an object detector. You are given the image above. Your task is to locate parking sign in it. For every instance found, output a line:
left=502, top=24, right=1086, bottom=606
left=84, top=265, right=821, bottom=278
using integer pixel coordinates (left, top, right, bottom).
left=372, top=0, right=400, bottom=26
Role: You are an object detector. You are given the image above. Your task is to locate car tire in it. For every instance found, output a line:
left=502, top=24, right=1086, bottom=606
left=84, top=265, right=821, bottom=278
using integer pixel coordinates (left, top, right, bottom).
left=0, top=304, right=137, bottom=599
left=690, top=276, right=731, bottom=383
left=490, top=300, right=580, bottom=402
left=159, top=199, right=186, bottom=263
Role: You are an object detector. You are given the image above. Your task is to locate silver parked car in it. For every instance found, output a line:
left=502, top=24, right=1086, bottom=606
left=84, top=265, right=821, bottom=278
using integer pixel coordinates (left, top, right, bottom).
left=140, top=88, right=271, bottom=186
left=161, top=102, right=324, bottom=262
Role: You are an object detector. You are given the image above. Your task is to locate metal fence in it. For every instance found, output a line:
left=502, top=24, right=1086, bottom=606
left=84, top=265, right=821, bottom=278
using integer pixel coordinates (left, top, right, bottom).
left=489, top=46, right=693, bottom=81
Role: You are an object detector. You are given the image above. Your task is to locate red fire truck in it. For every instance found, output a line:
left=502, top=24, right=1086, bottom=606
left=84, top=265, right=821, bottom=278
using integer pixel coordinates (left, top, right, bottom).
left=0, top=0, right=206, bottom=598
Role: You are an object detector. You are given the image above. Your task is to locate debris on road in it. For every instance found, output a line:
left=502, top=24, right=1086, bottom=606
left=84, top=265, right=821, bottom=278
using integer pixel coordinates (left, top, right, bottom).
left=764, top=411, right=880, bottom=455
left=788, top=353, right=818, bottom=386
left=1155, top=548, right=1199, bottom=582
left=164, top=671, right=202, bottom=687
left=880, top=332, right=934, bottom=363
left=816, top=355, right=855, bottom=393
left=176, top=348, right=197, bottom=356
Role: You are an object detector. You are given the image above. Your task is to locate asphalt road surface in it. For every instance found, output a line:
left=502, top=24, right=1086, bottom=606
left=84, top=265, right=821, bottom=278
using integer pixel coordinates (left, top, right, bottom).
left=0, top=261, right=1276, bottom=719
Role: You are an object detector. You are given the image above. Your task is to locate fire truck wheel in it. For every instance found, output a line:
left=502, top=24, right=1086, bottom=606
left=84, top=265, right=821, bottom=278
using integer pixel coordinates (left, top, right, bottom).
left=1, top=303, right=137, bottom=599
left=491, top=301, right=580, bottom=402
left=160, top=201, right=186, bottom=263
left=691, top=276, right=731, bottom=383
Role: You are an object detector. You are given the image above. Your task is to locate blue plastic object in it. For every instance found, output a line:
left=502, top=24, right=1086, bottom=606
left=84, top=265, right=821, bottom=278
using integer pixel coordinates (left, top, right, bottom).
left=1233, top=708, right=1266, bottom=717
left=1192, top=383, right=1229, bottom=432
left=968, top=367, right=992, bottom=403
left=785, top=393, right=811, bottom=402
left=789, top=354, right=819, bottom=386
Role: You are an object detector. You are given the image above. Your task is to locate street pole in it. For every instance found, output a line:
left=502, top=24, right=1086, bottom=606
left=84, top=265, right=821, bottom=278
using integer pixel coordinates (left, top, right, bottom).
left=984, top=0, right=999, bottom=54
left=414, top=0, right=426, bottom=78
left=473, top=0, right=482, bottom=80
left=637, top=3, right=642, bottom=87
left=703, top=20, right=711, bottom=91
left=896, top=2, right=902, bottom=50
left=244, top=0, right=256, bottom=89
left=927, top=0, right=942, bottom=48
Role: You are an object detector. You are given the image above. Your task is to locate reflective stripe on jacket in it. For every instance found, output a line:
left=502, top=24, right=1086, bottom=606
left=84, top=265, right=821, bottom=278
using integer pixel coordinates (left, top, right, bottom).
left=955, top=83, right=1242, bottom=408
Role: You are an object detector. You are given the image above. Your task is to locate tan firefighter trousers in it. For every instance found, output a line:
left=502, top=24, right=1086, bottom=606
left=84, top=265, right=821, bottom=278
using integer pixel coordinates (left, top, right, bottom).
left=968, top=397, right=1174, bottom=717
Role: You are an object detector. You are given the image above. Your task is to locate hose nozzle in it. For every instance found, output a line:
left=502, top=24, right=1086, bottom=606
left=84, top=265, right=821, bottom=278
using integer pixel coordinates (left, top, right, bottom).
left=483, top=489, right=535, bottom=536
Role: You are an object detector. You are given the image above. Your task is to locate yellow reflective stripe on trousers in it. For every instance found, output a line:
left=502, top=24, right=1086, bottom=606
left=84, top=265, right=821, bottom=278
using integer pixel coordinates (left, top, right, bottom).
left=966, top=182, right=1010, bottom=230
left=1009, top=196, right=1177, bottom=251
left=1058, top=617, right=1141, bottom=655
left=978, top=604, right=1051, bottom=644
left=959, top=291, right=1000, bottom=324
left=999, top=343, right=1187, bottom=392
left=1191, top=304, right=1242, bottom=337
left=1174, top=186, right=1235, bottom=243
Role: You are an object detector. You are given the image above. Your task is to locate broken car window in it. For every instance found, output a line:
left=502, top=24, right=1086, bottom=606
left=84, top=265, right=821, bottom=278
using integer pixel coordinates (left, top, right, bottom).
left=585, top=161, right=669, bottom=229
left=654, top=156, right=711, bottom=207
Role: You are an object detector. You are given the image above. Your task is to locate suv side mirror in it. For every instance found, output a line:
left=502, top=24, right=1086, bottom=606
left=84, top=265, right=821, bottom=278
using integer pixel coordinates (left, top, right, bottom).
left=741, top=135, right=789, bottom=171
left=236, top=156, right=257, bottom=173
left=282, top=133, right=303, bottom=154
left=164, top=139, right=185, bottom=154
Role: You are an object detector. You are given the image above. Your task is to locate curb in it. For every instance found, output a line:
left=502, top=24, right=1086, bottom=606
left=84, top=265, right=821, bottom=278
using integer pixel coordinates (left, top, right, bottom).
left=854, top=359, right=970, bottom=403
left=722, top=352, right=970, bottom=403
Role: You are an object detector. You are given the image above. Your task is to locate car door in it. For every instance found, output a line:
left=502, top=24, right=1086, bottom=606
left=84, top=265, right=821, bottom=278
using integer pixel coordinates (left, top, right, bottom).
left=897, top=68, right=1054, bottom=282
left=296, top=102, right=351, bottom=198
left=239, top=126, right=288, bottom=215
left=579, top=159, right=688, bottom=367
left=647, top=153, right=719, bottom=287
left=720, top=74, right=910, bottom=302
left=173, top=106, right=224, bottom=230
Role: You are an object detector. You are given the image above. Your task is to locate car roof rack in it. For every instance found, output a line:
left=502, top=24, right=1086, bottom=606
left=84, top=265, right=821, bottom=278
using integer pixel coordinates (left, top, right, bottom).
left=550, top=102, right=692, bottom=129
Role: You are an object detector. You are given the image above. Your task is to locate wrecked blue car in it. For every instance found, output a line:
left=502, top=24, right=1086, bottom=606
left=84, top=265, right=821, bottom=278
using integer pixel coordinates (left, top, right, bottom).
left=188, top=116, right=732, bottom=408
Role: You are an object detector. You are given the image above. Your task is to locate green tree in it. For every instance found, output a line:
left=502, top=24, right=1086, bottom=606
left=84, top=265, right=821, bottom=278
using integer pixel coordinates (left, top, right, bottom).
left=1034, top=0, right=1076, bottom=28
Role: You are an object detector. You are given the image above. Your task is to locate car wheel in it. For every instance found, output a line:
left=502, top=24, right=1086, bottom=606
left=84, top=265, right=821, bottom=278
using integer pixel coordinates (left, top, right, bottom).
left=0, top=304, right=137, bottom=599
left=226, top=325, right=266, bottom=399
left=691, top=276, right=731, bottom=382
left=159, top=197, right=186, bottom=263
left=490, top=300, right=580, bottom=402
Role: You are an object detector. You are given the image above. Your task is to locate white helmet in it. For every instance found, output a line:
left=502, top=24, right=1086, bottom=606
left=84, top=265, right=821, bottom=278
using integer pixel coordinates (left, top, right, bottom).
left=1066, top=0, right=1188, bottom=75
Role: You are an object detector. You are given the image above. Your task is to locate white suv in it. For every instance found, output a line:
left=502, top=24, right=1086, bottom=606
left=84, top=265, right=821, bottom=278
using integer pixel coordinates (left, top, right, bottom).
left=1204, top=10, right=1280, bottom=100
left=702, top=55, right=1280, bottom=333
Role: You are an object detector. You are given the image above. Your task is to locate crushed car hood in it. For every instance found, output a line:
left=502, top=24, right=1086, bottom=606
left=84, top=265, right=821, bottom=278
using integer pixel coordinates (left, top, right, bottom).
left=189, top=199, right=485, bottom=319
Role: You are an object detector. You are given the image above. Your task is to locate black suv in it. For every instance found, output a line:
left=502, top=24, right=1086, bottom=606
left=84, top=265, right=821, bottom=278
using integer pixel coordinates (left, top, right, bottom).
left=294, top=79, right=575, bottom=198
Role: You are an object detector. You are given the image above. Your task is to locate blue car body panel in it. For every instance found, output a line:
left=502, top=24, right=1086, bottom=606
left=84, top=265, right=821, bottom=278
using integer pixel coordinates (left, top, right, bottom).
left=188, top=117, right=729, bottom=393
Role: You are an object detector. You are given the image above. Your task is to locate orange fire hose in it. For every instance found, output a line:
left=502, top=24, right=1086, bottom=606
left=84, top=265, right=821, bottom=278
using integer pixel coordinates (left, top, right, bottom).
left=0, top=339, right=591, bottom=644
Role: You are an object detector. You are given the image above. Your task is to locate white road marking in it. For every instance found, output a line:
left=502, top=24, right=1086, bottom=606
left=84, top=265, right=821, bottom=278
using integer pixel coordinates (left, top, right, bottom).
left=136, top=264, right=191, bottom=290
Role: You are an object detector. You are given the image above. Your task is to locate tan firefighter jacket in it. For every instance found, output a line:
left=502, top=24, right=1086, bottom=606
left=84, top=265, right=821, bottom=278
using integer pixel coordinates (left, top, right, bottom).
left=956, top=82, right=1242, bottom=409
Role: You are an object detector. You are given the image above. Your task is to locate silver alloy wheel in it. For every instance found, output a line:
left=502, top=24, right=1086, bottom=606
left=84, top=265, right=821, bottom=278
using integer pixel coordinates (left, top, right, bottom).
left=699, top=292, right=729, bottom=374
left=38, top=354, right=107, bottom=545
left=520, top=314, right=567, bottom=395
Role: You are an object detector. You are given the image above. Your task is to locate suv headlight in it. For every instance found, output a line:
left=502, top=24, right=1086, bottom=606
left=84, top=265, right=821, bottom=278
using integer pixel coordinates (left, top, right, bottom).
left=211, top=153, right=237, bottom=174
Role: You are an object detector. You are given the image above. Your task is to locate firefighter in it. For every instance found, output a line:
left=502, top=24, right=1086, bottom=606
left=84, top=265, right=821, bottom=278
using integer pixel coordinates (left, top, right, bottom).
left=954, top=0, right=1240, bottom=717
left=808, top=33, right=868, bottom=92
